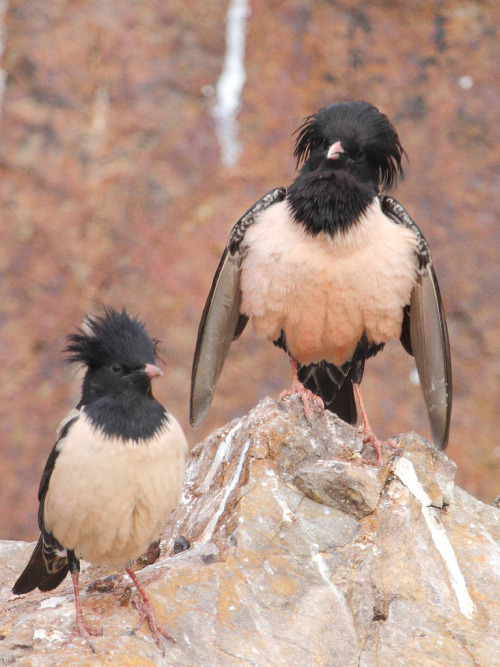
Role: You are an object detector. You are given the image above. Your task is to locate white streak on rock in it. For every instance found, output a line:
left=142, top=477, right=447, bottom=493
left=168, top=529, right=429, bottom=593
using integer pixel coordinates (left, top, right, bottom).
left=200, top=436, right=251, bottom=543
left=197, top=418, right=245, bottom=495
left=265, top=466, right=297, bottom=523
left=312, top=552, right=333, bottom=588
left=394, top=457, right=475, bottom=619
left=276, top=495, right=295, bottom=524
left=312, top=551, right=357, bottom=633
left=212, top=0, right=250, bottom=166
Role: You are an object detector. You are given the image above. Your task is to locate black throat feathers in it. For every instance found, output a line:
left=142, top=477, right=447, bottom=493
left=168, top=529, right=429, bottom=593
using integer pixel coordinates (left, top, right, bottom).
left=286, top=168, right=377, bottom=237
left=83, top=392, right=168, bottom=442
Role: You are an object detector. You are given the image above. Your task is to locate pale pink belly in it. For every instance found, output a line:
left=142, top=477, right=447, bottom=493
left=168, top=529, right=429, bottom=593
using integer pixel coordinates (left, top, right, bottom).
left=240, top=200, right=418, bottom=367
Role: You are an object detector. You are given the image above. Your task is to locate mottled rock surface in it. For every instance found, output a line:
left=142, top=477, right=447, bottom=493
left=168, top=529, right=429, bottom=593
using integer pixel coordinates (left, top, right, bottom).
left=1, top=399, right=499, bottom=666
left=1, top=0, right=499, bottom=543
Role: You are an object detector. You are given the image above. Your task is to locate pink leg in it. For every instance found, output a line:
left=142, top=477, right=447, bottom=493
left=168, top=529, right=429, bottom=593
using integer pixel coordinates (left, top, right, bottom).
left=353, top=383, right=399, bottom=465
left=280, top=357, right=324, bottom=421
left=69, top=570, right=102, bottom=651
left=126, top=568, right=175, bottom=651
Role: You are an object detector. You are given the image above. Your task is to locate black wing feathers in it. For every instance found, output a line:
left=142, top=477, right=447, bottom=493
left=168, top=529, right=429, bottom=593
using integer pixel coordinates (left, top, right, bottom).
left=190, top=187, right=287, bottom=427
left=12, top=415, right=79, bottom=595
left=12, top=536, right=69, bottom=594
left=381, top=195, right=452, bottom=449
left=400, top=305, right=413, bottom=356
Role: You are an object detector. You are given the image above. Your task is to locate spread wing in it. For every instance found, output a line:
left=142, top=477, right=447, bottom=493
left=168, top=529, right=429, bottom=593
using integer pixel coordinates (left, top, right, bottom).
left=190, top=187, right=287, bottom=427
left=381, top=196, right=452, bottom=449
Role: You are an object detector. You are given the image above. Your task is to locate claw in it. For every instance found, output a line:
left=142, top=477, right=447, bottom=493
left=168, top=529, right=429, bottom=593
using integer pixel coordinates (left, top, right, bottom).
left=126, top=568, right=175, bottom=652
left=354, top=383, right=399, bottom=465
left=68, top=571, right=102, bottom=652
left=281, top=357, right=324, bottom=421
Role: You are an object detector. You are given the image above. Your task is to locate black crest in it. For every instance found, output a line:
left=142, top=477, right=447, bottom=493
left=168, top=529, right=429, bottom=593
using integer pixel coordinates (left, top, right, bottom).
left=293, top=101, right=405, bottom=191
left=65, top=307, right=159, bottom=370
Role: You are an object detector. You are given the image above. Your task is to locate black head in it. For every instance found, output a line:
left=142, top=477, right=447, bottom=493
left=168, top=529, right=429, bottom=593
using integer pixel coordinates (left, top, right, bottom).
left=66, top=307, right=159, bottom=373
left=65, top=307, right=163, bottom=416
left=293, top=101, right=404, bottom=192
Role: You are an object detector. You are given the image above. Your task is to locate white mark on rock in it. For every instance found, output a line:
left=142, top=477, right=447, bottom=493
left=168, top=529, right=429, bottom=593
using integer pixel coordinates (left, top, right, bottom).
left=393, top=457, right=475, bottom=619
left=311, top=550, right=354, bottom=617
left=39, top=596, right=65, bottom=609
left=212, top=0, right=250, bottom=166
left=202, top=84, right=215, bottom=97
left=263, top=561, right=274, bottom=576
left=276, top=495, right=295, bottom=523
left=197, top=418, right=245, bottom=495
left=91, top=86, right=109, bottom=134
left=265, top=466, right=297, bottom=523
left=33, top=628, right=66, bottom=643
left=312, top=552, right=332, bottom=587
left=458, top=75, right=473, bottom=89
left=200, top=436, right=251, bottom=543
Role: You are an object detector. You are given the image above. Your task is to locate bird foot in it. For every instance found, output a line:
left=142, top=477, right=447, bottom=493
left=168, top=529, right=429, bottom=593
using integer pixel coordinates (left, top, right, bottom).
left=68, top=616, right=103, bottom=653
left=131, top=597, right=175, bottom=653
left=359, top=427, right=399, bottom=465
left=280, top=380, right=324, bottom=422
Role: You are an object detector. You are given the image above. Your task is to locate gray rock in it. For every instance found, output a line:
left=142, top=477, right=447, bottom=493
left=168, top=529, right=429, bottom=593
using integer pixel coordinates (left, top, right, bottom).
left=1, top=398, right=499, bottom=666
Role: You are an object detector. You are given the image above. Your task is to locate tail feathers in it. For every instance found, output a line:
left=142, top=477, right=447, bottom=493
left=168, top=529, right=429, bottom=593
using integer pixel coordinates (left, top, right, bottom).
left=326, top=376, right=357, bottom=425
left=298, top=361, right=357, bottom=425
left=12, top=535, right=69, bottom=595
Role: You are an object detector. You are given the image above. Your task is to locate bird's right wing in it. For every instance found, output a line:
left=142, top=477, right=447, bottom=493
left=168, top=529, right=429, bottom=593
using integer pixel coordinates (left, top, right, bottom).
left=190, top=187, right=287, bottom=427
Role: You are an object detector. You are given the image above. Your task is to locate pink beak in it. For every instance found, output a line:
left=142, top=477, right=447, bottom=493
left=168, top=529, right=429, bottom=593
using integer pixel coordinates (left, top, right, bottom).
left=326, top=140, right=344, bottom=160
left=144, top=363, right=163, bottom=379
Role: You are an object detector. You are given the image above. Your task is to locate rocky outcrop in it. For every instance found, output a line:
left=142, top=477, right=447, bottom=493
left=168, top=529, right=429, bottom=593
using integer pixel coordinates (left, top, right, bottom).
left=1, top=398, right=499, bottom=666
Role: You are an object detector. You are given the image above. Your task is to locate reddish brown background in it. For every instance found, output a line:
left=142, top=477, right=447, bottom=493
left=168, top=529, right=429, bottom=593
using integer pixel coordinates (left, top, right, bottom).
left=1, top=0, right=498, bottom=540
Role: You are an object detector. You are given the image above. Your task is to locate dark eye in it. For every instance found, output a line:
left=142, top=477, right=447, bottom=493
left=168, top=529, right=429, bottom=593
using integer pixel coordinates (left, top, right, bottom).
left=354, top=148, right=366, bottom=160
left=111, top=362, right=122, bottom=374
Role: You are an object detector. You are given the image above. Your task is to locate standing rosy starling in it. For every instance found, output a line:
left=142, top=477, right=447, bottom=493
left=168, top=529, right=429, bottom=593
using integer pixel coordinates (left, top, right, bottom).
left=190, top=101, right=451, bottom=462
left=13, top=308, right=187, bottom=651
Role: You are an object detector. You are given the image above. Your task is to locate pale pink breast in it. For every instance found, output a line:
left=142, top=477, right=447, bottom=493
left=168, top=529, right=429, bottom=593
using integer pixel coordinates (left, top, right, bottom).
left=240, top=199, right=418, bottom=367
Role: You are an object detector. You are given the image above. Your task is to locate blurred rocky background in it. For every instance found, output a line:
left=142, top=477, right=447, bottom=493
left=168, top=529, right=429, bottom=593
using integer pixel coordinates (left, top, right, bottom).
left=0, top=0, right=498, bottom=541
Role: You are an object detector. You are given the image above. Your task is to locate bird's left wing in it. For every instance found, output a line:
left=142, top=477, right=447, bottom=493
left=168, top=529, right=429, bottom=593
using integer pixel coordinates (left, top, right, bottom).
left=13, top=410, right=80, bottom=595
left=190, top=187, right=287, bottom=427
left=38, top=409, right=80, bottom=520
left=381, top=196, right=452, bottom=449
